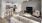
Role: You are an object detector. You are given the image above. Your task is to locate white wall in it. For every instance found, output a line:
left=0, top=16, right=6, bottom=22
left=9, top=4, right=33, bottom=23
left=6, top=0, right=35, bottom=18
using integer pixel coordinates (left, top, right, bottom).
left=13, top=3, right=22, bottom=13
left=22, top=0, right=41, bottom=11
left=0, top=0, right=1, bottom=17
left=1, top=1, right=6, bottom=18
left=41, top=0, right=42, bottom=17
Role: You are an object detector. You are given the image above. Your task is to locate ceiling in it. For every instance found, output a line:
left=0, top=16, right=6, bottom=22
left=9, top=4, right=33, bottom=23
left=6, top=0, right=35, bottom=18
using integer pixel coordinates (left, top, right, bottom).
left=4, top=0, right=27, bottom=3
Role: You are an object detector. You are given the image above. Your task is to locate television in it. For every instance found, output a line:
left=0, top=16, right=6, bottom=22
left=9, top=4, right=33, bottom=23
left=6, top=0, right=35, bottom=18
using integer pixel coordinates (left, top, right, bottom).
left=24, top=7, right=33, bottom=15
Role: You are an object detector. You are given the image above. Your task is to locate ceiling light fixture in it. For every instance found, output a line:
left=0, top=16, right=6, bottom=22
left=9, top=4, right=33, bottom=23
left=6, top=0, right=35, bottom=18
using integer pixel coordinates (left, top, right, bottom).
left=27, top=0, right=32, bottom=1
left=27, top=0, right=29, bottom=1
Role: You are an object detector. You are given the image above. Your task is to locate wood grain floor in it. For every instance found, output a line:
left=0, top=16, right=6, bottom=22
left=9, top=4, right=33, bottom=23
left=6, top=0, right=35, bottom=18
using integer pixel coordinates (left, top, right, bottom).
left=0, top=17, right=8, bottom=23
